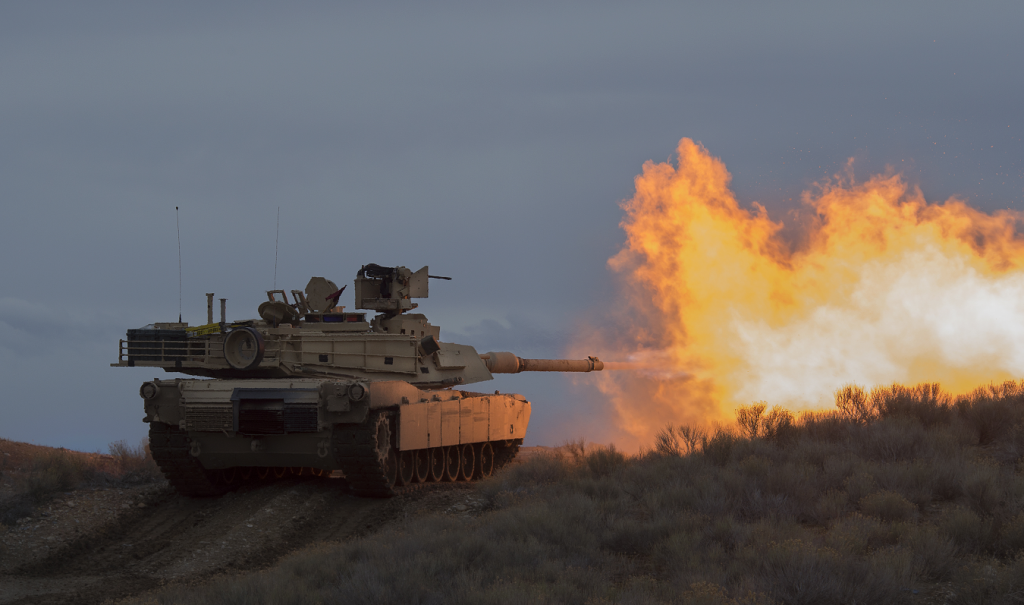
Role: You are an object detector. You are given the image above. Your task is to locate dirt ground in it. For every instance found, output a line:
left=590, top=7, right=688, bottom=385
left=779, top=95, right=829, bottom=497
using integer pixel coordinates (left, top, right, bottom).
left=0, top=460, right=480, bottom=604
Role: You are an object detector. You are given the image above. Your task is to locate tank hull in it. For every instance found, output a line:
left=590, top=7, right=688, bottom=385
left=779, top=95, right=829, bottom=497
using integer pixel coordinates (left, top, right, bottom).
left=142, top=377, right=528, bottom=496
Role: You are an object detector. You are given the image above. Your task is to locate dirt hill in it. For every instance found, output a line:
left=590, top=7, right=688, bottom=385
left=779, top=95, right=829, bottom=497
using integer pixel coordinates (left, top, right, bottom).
left=0, top=438, right=480, bottom=605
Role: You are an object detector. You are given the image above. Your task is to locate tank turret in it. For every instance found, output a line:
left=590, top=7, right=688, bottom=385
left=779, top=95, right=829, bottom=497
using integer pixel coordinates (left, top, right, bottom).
left=115, top=264, right=605, bottom=497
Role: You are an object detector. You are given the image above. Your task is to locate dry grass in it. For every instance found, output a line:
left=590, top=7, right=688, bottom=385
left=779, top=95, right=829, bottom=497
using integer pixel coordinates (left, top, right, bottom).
left=127, top=381, right=1024, bottom=603
left=0, top=438, right=162, bottom=526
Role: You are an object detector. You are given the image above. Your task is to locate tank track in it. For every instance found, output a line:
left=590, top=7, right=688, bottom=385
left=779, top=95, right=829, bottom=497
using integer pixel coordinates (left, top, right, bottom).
left=493, top=440, right=521, bottom=471
left=152, top=416, right=521, bottom=499
left=148, top=422, right=228, bottom=497
left=331, top=410, right=397, bottom=498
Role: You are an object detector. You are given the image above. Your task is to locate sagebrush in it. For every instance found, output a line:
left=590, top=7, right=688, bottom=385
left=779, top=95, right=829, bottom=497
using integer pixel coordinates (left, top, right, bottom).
left=0, top=438, right=162, bottom=526
left=128, top=381, right=1024, bottom=603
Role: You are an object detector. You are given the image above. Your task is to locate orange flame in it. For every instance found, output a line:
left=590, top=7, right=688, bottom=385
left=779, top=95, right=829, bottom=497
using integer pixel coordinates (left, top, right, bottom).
left=586, top=138, right=1024, bottom=445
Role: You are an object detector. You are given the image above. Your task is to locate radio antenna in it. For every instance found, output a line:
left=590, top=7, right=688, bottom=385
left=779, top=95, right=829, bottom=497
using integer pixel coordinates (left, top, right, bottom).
left=274, top=206, right=280, bottom=289
left=176, top=206, right=182, bottom=323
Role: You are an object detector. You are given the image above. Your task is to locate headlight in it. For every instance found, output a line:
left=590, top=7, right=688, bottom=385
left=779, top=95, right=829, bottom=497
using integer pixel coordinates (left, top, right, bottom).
left=347, top=382, right=368, bottom=402
left=140, top=381, right=161, bottom=400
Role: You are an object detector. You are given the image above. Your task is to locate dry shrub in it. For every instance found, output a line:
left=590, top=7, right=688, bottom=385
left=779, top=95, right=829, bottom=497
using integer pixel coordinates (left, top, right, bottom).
left=601, top=516, right=676, bottom=556
left=480, top=441, right=626, bottom=509
left=755, top=539, right=904, bottom=605
left=478, top=450, right=573, bottom=505
left=679, top=582, right=774, bottom=605
left=735, top=454, right=772, bottom=479
left=870, top=460, right=936, bottom=509
left=701, top=430, right=737, bottom=466
left=843, top=472, right=877, bottom=504
left=946, top=554, right=1024, bottom=604
left=138, top=379, right=1024, bottom=605
left=584, top=445, right=626, bottom=477
left=1, top=448, right=98, bottom=525
left=988, top=427, right=1024, bottom=464
left=825, top=514, right=884, bottom=555
left=871, top=382, right=954, bottom=426
left=19, top=449, right=98, bottom=507
left=680, top=425, right=708, bottom=454
left=859, top=491, right=917, bottom=522
left=955, top=381, right=1024, bottom=447
left=799, top=410, right=849, bottom=443
left=812, top=490, right=849, bottom=525
left=819, top=454, right=860, bottom=492
left=561, top=439, right=626, bottom=477
left=862, top=417, right=929, bottom=462
left=650, top=515, right=707, bottom=577
left=761, top=407, right=795, bottom=444
left=654, top=426, right=683, bottom=456
left=737, top=403, right=767, bottom=439
left=1, top=439, right=163, bottom=526
left=655, top=425, right=706, bottom=457
left=680, top=582, right=732, bottom=605
left=996, top=512, right=1024, bottom=556
left=835, top=384, right=872, bottom=424
left=904, top=526, right=960, bottom=581
left=731, top=436, right=784, bottom=466
left=929, top=455, right=967, bottom=502
left=763, top=462, right=817, bottom=521
left=615, top=575, right=678, bottom=605
left=963, top=463, right=1004, bottom=516
left=735, top=404, right=795, bottom=444
left=700, top=515, right=750, bottom=555
left=109, top=439, right=162, bottom=484
left=779, top=438, right=821, bottom=470
left=939, top=506, right=997, bottom=553
left=563, top=437, right=588, bottom=462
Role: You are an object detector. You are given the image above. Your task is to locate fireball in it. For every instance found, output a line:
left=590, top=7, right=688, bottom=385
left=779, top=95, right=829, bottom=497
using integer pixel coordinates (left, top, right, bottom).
left=590, top=138, right=1024, bottom=444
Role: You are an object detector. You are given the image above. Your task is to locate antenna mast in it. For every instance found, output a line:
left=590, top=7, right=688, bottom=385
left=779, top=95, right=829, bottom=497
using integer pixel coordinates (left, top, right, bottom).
left=274, top=206, right=280, bottom=289
left=176, top=206, right=182, bottom=323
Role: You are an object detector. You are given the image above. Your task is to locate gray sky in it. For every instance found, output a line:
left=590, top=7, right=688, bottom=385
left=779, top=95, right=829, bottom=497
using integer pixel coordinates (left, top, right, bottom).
left=2, top=1, right=1022, bottom=451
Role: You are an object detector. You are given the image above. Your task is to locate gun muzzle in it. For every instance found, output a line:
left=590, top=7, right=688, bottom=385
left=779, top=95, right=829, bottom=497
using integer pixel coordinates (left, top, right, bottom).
left=481, top=352, right=604, bottom=374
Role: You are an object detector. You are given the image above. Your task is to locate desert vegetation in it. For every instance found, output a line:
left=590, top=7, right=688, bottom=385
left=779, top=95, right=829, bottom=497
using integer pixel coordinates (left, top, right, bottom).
left=134, top=380, right=1024, bottom=605
left=0, top=437, right=162, bottom=526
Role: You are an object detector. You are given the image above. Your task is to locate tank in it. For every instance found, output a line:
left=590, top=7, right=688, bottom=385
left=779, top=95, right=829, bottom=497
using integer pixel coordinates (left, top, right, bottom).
left=113, top=264, right=605, bottom=497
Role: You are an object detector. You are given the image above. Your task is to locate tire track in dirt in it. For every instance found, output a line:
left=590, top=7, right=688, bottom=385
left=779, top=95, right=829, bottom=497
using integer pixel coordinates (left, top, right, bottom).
left=0, top=477, right=469, bottom=605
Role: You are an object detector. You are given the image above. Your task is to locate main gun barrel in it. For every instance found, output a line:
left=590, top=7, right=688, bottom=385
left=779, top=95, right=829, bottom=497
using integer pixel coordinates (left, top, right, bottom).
left=481, top=352, right=604, bottom=374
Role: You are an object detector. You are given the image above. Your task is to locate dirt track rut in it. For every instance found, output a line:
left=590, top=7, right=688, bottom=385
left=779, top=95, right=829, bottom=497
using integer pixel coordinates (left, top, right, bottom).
left=0, top=477, right=468, bottom=604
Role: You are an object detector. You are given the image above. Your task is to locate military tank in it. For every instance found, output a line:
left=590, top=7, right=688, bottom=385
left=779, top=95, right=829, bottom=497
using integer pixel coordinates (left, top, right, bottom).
left=113, top=264, right=604, bottom=497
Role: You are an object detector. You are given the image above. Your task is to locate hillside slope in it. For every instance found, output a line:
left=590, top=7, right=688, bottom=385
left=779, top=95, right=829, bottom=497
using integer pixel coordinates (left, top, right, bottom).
left=129, top=383, right=1024, bottom=605
left=0, top=438, right=471, bottom=605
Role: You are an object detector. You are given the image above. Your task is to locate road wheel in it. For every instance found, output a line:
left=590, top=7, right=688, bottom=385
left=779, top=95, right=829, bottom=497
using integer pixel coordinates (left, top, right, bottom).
left=459, top=444, right=475, bottom=481
left=443, top=445, right=460, bottom=482
left=413, top=450, right=429, bottom=483
left=428, top=448, right=444, bottom=482
left=397, top=450, right=415, bottom=486
left=476, top=442, right=495, bottom=479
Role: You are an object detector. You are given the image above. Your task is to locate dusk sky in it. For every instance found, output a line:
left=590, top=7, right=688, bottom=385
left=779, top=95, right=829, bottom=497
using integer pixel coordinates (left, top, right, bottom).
left=2, top=2, right=1022, bottom=451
